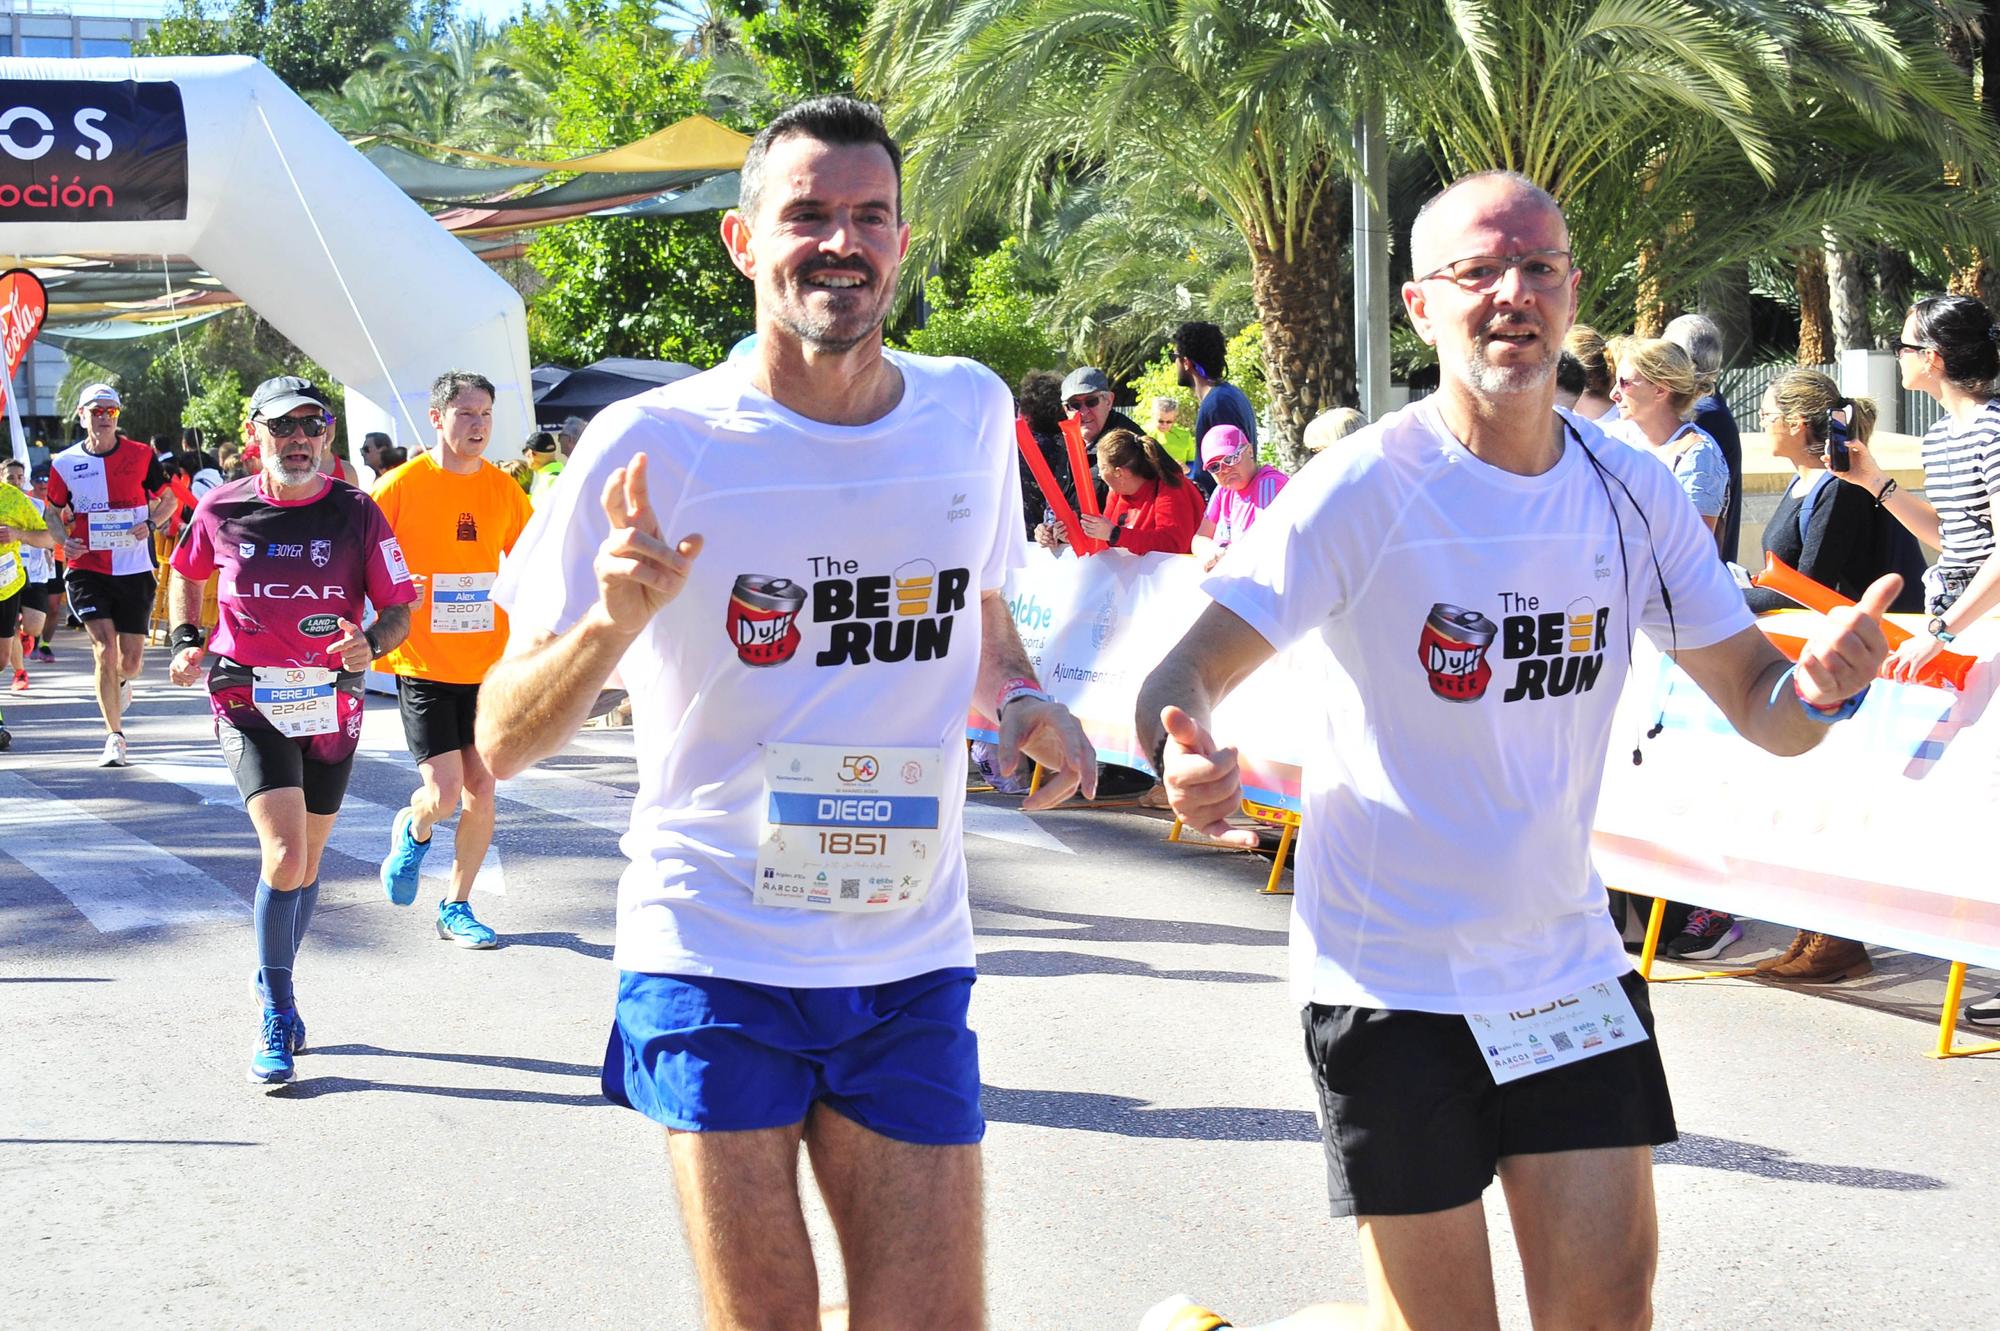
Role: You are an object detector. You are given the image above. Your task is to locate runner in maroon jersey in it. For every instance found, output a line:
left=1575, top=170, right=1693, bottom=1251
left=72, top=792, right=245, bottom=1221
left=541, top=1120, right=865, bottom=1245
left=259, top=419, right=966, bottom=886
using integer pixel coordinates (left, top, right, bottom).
left=167, top=376, right=416, bottom=1087
left=44, top=383, right=176, bottom=766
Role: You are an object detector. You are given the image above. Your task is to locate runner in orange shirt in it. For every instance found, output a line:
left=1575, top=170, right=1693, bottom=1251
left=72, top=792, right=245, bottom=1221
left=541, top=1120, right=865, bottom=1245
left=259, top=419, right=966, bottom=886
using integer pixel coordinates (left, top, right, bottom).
left=372, top=371, right=533, bottom=948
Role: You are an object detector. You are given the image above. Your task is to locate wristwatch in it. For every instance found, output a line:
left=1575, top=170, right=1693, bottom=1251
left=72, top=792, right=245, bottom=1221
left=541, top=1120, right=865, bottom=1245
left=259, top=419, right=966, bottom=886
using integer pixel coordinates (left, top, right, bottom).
left=1927, top=617, right=1957, bottom=645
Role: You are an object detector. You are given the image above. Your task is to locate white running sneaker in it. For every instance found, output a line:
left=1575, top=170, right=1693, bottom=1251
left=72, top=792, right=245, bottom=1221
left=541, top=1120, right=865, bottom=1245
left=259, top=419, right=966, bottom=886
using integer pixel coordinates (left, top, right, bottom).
left=118, top=677, right=134, bottom=715
left=98, top=732, right=129, bottom=767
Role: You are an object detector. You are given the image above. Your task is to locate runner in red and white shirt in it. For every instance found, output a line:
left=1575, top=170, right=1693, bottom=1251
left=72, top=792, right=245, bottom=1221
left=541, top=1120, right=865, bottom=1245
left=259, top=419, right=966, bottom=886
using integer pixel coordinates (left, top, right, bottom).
left=44, top=383, right=176, bottom=766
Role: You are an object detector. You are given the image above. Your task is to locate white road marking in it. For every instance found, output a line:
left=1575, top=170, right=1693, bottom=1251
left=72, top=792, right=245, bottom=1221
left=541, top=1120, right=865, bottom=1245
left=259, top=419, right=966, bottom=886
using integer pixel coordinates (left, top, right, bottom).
left=134, top=759, right=507, bottom=897
left=0, top=770, right=246, bottom=932
left=963, top=801, right=1075, bottom=855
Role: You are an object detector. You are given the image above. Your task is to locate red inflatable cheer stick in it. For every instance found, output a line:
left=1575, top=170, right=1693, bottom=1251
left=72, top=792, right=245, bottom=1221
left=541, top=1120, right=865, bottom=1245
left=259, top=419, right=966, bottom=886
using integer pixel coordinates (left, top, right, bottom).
left=1015, top=418, right=1098, bottom=556
left=1751, top=552, right=1974, bottom=691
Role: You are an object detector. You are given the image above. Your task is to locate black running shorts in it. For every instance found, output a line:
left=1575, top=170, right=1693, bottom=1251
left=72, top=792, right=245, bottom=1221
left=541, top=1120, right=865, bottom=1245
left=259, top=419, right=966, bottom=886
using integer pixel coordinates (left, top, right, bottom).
left=1302, top=969, right=1676, bottom=1217
left=395, top=676, right=481, bottom=764
left=19, top=579, right=47, bottom=616
left=65, top=568, right=155, bottom=636
left=217, top=721, right=357, bottom=816
left=0, top=589, right=18, bottom=638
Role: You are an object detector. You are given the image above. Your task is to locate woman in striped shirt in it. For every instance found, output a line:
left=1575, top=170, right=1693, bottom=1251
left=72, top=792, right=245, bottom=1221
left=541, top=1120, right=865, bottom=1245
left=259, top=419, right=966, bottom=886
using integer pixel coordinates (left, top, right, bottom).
left=1834, top=294, right=2000, bottom=683
left=1835, top=295, right=2000, bottom=1027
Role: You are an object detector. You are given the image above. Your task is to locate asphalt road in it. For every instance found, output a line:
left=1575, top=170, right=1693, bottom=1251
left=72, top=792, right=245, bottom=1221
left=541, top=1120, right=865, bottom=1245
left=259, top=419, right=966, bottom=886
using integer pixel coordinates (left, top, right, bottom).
left=2, top=644, right=1995, bottom=1330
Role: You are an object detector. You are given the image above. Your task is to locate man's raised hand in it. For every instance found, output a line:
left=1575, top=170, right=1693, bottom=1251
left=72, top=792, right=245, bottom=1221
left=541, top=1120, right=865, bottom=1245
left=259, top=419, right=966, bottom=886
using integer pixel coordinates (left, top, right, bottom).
left=596, top=453, right=702, bottom=634
left=1797, top=573, right=1898, bottom=701
left=1158, top=704, right=1257, bottom=847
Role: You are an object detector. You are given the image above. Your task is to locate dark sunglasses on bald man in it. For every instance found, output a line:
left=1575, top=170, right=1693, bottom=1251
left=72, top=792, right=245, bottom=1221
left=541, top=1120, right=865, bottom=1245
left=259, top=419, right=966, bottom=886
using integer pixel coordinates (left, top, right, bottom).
left=1065, top=392, right=1107, bottom=412
left=258, top=414, right=333, bottom=439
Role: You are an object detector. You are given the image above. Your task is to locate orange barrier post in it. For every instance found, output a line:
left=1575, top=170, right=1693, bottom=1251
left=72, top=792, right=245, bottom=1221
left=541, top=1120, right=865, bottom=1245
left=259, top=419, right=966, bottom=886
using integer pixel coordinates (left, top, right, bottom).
left=1016, top=419, right=1100, bottom=556
left=1751, top=553, right=1974, bottom=690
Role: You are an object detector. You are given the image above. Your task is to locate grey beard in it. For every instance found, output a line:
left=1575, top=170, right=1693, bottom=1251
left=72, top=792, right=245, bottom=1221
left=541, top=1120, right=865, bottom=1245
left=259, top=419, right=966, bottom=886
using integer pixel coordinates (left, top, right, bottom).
left=271, top=459, right=319, bottom=487
left=775, top=305, right=884, bottom=355
left=1456, top=345, right=1556, bottom=396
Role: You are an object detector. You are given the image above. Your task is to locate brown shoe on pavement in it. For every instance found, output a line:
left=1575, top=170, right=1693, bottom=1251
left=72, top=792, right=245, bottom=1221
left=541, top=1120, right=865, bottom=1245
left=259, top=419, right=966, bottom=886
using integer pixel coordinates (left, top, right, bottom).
left=1760, top=932, right=1871, bottom=983
left=1753, top=928, right=1815, bottom=973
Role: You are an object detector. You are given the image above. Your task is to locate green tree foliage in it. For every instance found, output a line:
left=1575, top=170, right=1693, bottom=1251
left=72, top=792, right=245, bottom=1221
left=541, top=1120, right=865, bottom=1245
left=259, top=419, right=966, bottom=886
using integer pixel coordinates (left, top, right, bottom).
left=310, top=18, right=554, bottom=152
left=897, top=239, right=1062, bottom=390
left=138, top=0, right=411, bottom=93
left=59, top=311, right=335, bottom=454
left=716, top=0, right=867, bottom=99
left=513, top=1, right=756, bottom=366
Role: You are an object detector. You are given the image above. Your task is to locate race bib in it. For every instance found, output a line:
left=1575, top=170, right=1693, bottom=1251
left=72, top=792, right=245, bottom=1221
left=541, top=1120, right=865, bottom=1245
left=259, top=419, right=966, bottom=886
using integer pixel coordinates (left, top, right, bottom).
left=251, top=666, right=338, bottom=737
left=755, top=743, right=945, bottom=912
left=1463, top=976, right=1647, bottom=1085
left=0, top=549, right=17, bottom=589
left=86, top=506, right=147, bottom=551
left=430, top=571, right=497, bottom=634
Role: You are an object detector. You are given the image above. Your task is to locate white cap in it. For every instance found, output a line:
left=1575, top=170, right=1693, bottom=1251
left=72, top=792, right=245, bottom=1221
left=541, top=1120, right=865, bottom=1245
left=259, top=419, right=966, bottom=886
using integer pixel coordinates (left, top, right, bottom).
left=76, top=382, right=122, bottom=413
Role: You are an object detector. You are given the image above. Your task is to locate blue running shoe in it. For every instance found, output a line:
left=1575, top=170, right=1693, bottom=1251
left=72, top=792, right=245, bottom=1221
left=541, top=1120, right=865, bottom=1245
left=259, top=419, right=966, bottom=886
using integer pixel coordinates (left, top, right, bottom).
left=248, top=976, right=306, bottom=1054
left=381, top=806, right=430, bottom=906
left=248, top=1009, right=297, bottom=1085
left=436, top=900, right=498, bottom=949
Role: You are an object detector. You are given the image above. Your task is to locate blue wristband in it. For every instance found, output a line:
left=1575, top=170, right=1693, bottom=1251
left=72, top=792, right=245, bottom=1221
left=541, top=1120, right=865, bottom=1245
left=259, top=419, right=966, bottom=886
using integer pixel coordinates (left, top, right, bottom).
left=1772, top=664, right=1866, bottom=724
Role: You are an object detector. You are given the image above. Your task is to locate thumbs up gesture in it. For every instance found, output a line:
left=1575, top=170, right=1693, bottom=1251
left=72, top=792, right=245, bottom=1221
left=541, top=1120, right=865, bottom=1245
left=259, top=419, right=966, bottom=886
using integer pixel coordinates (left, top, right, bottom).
left=329, top=616, right=373, bottom=673
left=1797, top=573, right=1900, bottom=703
left=1158, top=704, right=1259, bottom=847
left=596, top=453, right=702, bottom=634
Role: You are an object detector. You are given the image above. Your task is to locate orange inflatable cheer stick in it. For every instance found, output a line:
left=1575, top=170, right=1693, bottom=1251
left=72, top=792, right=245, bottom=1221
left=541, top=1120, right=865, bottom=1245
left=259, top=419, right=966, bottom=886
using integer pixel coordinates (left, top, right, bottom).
left=1015, top=418, right=1099, bottom=557
left=1059, top=416, right=1103, bottom=521
left=1751, top=553, right=1974, bottom=691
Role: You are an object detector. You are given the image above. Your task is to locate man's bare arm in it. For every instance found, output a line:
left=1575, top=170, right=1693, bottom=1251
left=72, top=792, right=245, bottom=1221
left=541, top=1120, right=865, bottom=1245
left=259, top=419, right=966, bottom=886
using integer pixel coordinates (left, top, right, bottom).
left=974, top=590, right=1097, bottom=807
left=367, top=604, right=411, bottom=659
left=171, top=567, right=203, bottom=627
left=477, top=614, right=641, bottom=780
left=1135, top=602, right=1276, bottom=768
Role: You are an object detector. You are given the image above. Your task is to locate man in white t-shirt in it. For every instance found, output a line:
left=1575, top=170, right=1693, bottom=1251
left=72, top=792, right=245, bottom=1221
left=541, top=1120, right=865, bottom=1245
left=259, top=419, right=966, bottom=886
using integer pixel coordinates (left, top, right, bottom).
left=478, top=97, right=1094, bottom=1330
left=1133, top=172, right=1896, bottom=1331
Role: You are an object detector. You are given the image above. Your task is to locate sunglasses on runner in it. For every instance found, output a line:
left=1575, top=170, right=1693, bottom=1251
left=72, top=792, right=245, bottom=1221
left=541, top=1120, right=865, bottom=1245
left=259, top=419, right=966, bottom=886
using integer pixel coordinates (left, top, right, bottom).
left=87, top=406, right=120, bottom=419
left=1065, top=393, right=1106, bottom=412
left=257, top=413, right=333, bottom=439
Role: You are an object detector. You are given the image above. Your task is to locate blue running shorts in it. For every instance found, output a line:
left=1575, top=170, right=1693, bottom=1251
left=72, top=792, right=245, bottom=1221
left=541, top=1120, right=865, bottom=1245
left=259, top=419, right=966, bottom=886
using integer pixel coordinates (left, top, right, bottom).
left=603, top=967, right=985, bottom=1146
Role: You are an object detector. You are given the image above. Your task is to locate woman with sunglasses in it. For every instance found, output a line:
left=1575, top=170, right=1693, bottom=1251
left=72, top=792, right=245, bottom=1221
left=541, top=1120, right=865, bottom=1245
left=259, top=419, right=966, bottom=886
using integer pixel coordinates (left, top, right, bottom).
left=1830, top=295, right=2000, bottom=1026
left=1606, top=338, right=1731, bottom=549
left=1191, top=424, right=1289, bottom=572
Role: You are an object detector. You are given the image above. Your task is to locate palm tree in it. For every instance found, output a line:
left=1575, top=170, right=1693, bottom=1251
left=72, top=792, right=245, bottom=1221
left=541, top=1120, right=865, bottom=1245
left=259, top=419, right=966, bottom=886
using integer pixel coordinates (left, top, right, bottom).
left=860, top=0, right=1364, bottom=466
left=867, top=0, right=2000, bottom=453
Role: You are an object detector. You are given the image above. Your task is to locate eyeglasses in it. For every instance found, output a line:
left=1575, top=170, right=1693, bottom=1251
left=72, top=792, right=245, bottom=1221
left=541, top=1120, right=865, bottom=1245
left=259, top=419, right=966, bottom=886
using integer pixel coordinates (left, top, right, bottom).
left=1064, top=393, right=1106, bottom=412
left=1891, top=340, right=1933, bottom=356
left=87, top=406, right=119, bottom=418
left=1418, top=250, right=1574, bottom=292
left=1205, top=448, right=1248, bottom=473
left=258, top=413, right=333, bottom=439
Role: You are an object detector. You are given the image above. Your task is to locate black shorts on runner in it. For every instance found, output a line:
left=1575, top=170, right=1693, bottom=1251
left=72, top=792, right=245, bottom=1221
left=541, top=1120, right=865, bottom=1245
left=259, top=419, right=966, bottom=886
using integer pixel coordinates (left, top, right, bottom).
left=217, top=721, right=357, bottom=816
left=396, top=676, right=481, bottom=764
left=19, top=578, right=48, bottom=616
left=1302, top=969, right=1675, bottom=1218
left=0, top=589, right=18, bottom=638
left=65, top=568, right=156, bottom=636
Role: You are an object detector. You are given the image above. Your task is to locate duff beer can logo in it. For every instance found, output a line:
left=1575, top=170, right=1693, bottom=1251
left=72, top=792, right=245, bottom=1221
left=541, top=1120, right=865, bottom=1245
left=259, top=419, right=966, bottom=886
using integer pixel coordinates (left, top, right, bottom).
left=726, top=574, right=806, bottom=666
left=1417, top=603, right=1497, bottom=702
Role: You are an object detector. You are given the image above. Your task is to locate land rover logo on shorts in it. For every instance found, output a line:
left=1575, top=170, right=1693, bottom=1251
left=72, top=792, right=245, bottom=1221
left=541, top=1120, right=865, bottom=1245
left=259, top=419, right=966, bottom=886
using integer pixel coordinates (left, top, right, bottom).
left=298, top=613, right=340, bottom=637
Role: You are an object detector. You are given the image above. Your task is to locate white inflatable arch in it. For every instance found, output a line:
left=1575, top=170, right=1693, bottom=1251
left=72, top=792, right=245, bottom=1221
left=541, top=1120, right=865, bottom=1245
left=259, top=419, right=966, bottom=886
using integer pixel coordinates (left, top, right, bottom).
left=0, top=55, right=532, bottom=453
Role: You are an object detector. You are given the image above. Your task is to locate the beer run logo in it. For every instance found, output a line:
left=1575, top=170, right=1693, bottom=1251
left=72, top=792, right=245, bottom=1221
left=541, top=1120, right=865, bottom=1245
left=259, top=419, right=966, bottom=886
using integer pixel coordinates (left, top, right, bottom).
left=726, top=556, right=973, bottom=668
left=1418, top=593, right=1610, bottom=704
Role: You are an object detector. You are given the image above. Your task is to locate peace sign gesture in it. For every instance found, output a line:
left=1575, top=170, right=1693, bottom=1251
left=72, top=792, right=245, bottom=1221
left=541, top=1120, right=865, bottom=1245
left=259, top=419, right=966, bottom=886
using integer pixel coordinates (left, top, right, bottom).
left=595, top=453, right=702, bottom=633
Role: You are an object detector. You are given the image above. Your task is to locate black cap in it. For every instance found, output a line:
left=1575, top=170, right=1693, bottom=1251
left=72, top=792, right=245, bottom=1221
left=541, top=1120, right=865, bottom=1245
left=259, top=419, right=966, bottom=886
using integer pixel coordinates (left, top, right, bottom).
left=249, top=376, right=332, bottom=419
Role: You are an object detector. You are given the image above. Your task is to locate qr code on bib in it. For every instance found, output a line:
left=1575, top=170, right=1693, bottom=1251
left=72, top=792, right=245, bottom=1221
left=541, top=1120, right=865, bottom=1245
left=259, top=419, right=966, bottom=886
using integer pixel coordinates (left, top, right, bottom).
left=1550, top=1030, right=1574, bottom=1052
left=840, top=878, right=861, bottom=900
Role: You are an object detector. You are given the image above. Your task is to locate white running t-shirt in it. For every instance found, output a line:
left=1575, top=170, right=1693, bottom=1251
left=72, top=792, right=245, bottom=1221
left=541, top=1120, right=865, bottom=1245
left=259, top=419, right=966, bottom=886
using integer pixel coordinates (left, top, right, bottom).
left=494, top=351, right=1023, bottom=985
left=1204, top=400, right=1753, bottom=1014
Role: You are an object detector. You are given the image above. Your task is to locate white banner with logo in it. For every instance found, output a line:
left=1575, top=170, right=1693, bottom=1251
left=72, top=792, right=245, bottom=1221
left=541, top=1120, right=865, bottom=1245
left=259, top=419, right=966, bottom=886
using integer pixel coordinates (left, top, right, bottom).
left=976, top=547, right=2000, bottom=968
